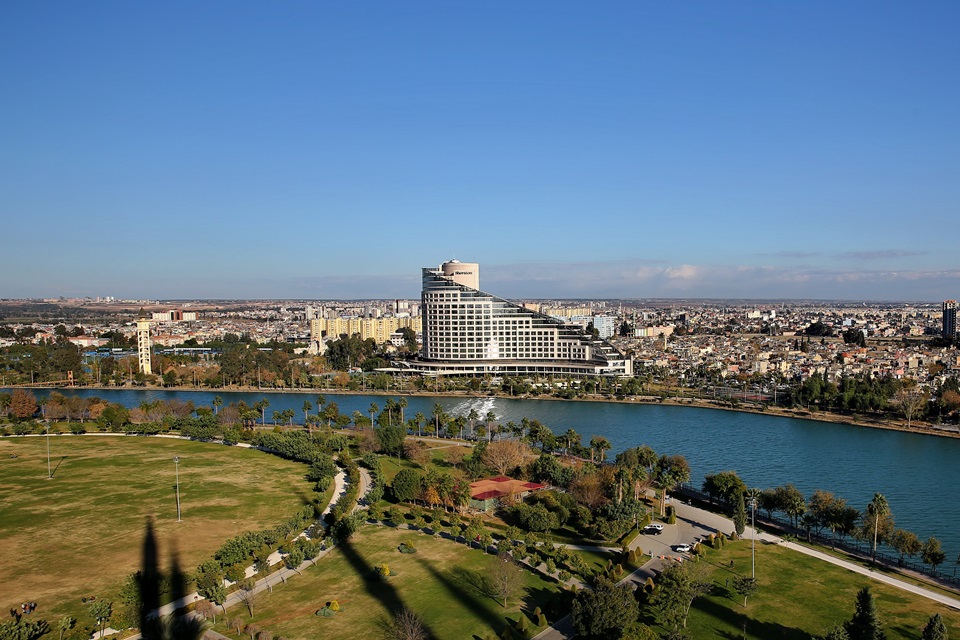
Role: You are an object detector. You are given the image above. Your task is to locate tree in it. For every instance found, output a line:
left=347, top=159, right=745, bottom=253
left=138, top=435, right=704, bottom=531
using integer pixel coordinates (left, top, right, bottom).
left=590, top=436, right=612, bottom=463
left=391, top=468, right=423, bottom=503
left=90, top=600, right=112, bottom=638
left=655, top=455, right=691, bottom=517
left=253, top=399, right=269, bottom=426
left=57, top=616, right=75, bottom=640
left=866, top=493, right=890, bottom=565
left=845, top=586, right=885, bottom=640
left=413, top=411, right=425, bottom=437
left=733, top=495, right=747, bottom=537
left=238, top=581, right=260, bottom=617
left=921, top=537, right=947, bottom=572
left=481, top=440, right=531, bottom=475
left=921, top=613, right=948, bottom=640
left=895, top=384, right=927, bottom=429
left=227, top=618, right=244, bottom=635
left=431, top=403, right=445, bottom=435
left=732, top=576, right=758, bottom=607
left=195, top=600, right=218, bottom=625
left=889, top=529, right=922, bottom=565
left=383, top=607, right=426, bottom=640
left=651, top=560, right=713, bottom=631
left=822, top=625, right=851, bottom=640
left=10, top=389, right=37, bottom=420
left=377, top=424, right=407, bottom=457
left=212, top=396, right=222, bottom=414
left=571, top=576, right=640, bottom=640
left=487, top=553, right=524, bottom=607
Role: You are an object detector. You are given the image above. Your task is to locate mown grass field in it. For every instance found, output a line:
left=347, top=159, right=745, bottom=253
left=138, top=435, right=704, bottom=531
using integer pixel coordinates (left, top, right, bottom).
left=680, top=539, right=960, bottom=639
left=210, top=525, right=563, bottom=640
left=0, top=434, right=315, bottom=627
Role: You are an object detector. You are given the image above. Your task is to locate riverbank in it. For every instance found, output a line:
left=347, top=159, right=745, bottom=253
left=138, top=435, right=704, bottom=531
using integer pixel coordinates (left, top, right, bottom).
left=12, top=381, right=960, bottom=441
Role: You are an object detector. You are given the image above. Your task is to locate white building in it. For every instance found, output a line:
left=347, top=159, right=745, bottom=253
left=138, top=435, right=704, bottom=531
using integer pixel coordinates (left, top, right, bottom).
left=407, top=260, right=631, bottom=377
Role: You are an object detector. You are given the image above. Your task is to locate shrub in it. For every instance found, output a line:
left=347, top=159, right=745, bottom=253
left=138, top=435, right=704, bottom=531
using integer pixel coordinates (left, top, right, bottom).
left=329, top=600, right=340, bottom=612
left=376, top=563, right=391, bottom=578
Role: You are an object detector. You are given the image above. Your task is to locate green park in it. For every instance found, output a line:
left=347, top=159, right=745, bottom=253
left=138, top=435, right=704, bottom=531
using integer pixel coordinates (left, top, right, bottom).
left=2, top=403, right=960, bottom=640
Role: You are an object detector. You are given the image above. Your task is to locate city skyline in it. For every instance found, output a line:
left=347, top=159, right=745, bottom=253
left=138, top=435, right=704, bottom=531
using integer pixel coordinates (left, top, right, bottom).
left=3, top=2, right=959, bottom=301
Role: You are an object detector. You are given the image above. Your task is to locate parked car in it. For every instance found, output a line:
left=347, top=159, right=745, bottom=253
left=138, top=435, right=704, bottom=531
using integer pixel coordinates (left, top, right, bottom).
left=642, top=524, right=664, bottom=534
left=673, top=543, right=692, bottom=553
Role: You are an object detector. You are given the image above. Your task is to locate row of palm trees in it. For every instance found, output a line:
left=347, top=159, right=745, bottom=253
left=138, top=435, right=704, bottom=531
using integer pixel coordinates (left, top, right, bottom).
left=208, top=394, right=614, bottom=464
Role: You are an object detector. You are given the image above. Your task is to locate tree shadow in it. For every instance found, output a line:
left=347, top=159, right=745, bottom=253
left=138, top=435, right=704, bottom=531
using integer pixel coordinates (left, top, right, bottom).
left=336, top=538, right=437, bottom=638
left=417, top=558, right=509, bottom=634
left=696, top=595, right=812, bottom=640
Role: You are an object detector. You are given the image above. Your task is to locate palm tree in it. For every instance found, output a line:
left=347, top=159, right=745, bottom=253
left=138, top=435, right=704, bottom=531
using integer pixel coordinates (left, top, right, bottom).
left=454, top=416, right=467, bottom=441
left=352, top=410, right=364, bottom=427
left=564, top=428, right=581, bottom=455
left=316, top=394, right=326, bottom=416
left=414, top=412, right=426, bottom=437
left=467, top=409, right=479, bottom=437
left=590, top=436, right=612, bottom=462
left=212, top=396, right=222, bottom=415
left=485, top=410, right=497, bottom=441
left=384, top=398, right=397, bottom=425
left=432, top=403, right=444, bottom=436
left=369, top=402, right=379, bottom=426
left=398, top=397, right=408, bottom=425
left=272, top=410, right=282, bottom=426
left=302, top=400, right=313, bottom=425
left=868, top=492, right=890, bottom=565
left=324, top=402, right=339, bottom=428
left=253, top=399, right=269, bottom=425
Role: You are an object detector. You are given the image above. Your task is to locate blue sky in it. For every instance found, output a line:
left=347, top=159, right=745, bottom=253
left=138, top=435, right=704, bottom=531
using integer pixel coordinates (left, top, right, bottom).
left=2, top=2, right=958, bottom=301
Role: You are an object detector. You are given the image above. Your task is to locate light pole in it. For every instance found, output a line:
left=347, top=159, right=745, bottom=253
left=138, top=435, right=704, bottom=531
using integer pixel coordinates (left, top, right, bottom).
left=45, top=424, right=52, bottom=480
left=173, top=456, right=182, bottom=522
left=751, top=497, right=756, bottom=578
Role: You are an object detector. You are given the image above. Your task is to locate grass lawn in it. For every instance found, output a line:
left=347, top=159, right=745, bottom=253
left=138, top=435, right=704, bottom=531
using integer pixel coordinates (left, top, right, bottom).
left=677, top=540, right=960, bottom=639
left=211, top=525, right=564, bottom=640
left=0, top=434, right=315, bottom=628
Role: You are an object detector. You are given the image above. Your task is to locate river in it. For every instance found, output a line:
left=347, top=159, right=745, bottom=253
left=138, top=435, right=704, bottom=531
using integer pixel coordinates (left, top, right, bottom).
left=15, top=387, right=960, bottom=560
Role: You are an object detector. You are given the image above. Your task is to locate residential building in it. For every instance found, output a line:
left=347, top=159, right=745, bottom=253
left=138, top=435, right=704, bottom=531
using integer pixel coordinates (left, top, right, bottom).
left=944, top=300, right=958, bottom=340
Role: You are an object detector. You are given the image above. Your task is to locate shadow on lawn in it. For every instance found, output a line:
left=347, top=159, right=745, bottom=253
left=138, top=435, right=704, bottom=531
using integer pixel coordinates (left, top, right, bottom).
left=336, top=538, right=438, bottom=638
left=696, top=595, right=812, bottom=640
left=419, top=559, right=511, bottom=636
left=137, top=517, right=207, bottom=639
left=50, top=455, right=67, bottom=478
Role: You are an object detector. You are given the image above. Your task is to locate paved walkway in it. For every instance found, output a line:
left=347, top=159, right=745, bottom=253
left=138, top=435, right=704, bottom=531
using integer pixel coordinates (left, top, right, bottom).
left=531, top=494, right=960, bottom=639
left=136, top=466, right=353, bottom=631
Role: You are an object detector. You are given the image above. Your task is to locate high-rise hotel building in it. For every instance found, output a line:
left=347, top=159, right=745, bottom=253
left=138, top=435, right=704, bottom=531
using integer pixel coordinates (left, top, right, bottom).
left=944, top=300, right=958, bottom=341
left=411, top=260, right=631, bottom=376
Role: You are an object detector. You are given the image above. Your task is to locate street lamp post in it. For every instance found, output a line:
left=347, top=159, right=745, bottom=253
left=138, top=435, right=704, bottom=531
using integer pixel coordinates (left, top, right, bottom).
left=45, top=424, right=52, bottom=480
left=749, top=495, right=757, bottom=578
left=173, top=456, right=182, bottom=522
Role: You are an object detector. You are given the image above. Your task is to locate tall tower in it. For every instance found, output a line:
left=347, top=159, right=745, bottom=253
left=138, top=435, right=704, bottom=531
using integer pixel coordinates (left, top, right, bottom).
left=137, top=308, right=152, bottom=375
left=944, top=300, right=958, bottom=341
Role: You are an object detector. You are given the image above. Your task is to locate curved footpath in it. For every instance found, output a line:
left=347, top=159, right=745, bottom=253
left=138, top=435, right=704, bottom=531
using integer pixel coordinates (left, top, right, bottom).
left=533, top=499, right=960, bottom=640
left=95, top=461, right=361, bottom=639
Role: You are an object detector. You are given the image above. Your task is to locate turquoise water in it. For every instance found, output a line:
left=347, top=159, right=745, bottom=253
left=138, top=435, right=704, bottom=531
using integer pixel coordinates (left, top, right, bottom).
left=19, top=388, right=960, bottom=558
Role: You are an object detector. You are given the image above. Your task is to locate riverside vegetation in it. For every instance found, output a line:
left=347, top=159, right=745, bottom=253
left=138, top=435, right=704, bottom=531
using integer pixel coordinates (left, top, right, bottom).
left=3, top=394, right=960, bottom=639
